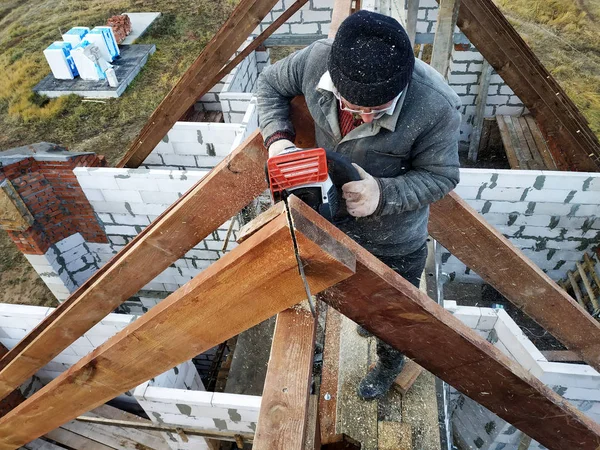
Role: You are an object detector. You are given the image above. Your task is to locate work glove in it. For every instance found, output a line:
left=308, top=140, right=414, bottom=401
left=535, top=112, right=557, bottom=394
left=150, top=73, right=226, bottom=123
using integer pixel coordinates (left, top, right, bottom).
left=342, top=164, right=381, bottom=218
left=268, top=139, right=295, bottom=158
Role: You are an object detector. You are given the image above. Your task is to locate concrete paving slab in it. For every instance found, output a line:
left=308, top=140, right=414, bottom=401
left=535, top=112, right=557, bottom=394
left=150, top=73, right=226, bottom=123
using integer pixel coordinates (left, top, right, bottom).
left=121, top=12, right=162, bottom=44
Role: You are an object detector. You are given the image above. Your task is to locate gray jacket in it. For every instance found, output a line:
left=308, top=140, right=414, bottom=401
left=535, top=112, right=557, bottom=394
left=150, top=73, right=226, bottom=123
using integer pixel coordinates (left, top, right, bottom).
left=257, top=39, right=461, bottom=256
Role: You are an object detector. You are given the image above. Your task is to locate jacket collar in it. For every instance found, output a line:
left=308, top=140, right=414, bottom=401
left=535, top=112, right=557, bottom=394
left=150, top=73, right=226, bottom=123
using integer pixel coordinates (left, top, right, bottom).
left=316, top=71, right=406, bottom=133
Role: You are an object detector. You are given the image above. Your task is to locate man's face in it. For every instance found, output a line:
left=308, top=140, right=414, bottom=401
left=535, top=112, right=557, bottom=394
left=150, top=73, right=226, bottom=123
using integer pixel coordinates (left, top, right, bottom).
left=338, top=96, right=396, bottom=123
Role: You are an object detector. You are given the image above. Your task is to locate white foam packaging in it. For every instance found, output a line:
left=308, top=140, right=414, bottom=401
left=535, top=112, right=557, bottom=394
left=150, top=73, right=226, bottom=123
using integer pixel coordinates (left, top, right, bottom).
left=43, top=41, right=78, bottom=80
left=62, top=27, right=90, bottom=46
left=71, top=42, right=111, bottom=81
left=85, top=26, right=120, bottom=62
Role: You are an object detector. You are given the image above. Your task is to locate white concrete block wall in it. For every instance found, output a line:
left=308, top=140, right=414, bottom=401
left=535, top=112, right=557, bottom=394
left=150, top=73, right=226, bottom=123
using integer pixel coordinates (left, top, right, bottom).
left=444, top=300, right=600, bottom=449
left=448, top=44, right=526, bottom=144
left=0, top=303, right=138, bottom=403
left=441, top=169, right=600, bottom=283
left=252, top=0, right=333, bottom=41
left=74, top=167, right=241, bottom=304
left=134, top=383, right=260, bottom=450
left=24, top=233, right=102, bottom=302
left=141, top=121, right=245, bottom=170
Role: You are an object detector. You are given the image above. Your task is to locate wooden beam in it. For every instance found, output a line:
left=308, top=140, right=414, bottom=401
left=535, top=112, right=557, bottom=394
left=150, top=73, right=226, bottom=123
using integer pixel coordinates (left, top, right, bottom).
left=429, top=191, right=600, bottom=373
left=0, top=131, right=269, bottom=402
left=117, top=0, right=307, bottom=168
left=452, top=0, right=600, bottom=171
left=430, top=0, right=461, bottom=78
left=328, top=0, right=354, bottom=39
left=406, top=0, right=419, bottom=47
left=468, top=59, right=492, bottom=162
left=286, top=196, right=600, bottom=450
left=0, top=207, right=355, bottom=448
left=253, top=306, right=316, bottom=449
left=318, top=308, right=342, bottom=444
left=72, top=415, right=254, bottom=443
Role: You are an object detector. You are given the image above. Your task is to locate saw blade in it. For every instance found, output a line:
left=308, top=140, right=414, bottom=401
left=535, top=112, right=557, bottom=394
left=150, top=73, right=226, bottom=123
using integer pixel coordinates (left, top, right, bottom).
left=284, top=198, right=317, bottom=317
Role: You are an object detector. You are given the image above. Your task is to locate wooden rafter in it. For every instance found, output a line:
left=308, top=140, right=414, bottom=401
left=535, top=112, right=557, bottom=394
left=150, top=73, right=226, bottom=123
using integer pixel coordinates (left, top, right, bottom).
left=253, top=307, right=317, bottom=449
left=430, top=0, right=461, bottom=79
left=0, top=208, right=355, bottom=448
left=429, top=192, right=600, bottom=373
left=286, top=196, right=600, bottom=450
left=117, top=0, right=308, bottom=168
left=0, top=131, right=269, bottom=402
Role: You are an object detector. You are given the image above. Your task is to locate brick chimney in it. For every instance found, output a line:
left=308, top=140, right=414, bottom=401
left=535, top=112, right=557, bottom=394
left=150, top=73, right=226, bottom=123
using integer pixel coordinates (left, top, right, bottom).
left=0, top=143, right=108, bottom=301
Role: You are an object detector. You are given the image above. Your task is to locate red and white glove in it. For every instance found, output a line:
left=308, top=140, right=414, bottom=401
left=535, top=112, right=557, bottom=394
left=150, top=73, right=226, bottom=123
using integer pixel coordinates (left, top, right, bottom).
left=342, top=164, right=380, bottom=218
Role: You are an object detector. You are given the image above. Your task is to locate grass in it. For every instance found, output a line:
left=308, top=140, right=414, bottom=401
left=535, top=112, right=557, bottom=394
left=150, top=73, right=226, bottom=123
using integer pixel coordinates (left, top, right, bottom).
left=0, top=0, right=237, bottom=306
left=0, top=0, right=237, bottom=165
left=495, top=0, right=600, bottom=138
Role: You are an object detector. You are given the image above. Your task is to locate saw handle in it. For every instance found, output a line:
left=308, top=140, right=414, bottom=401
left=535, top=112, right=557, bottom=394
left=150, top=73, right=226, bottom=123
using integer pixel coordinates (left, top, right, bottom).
left=325, top=150, right=361, bottom=187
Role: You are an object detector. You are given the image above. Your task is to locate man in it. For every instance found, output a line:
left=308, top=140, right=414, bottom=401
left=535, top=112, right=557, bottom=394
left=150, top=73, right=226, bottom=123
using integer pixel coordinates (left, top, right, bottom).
left=257, top=10, right=461, bottom=400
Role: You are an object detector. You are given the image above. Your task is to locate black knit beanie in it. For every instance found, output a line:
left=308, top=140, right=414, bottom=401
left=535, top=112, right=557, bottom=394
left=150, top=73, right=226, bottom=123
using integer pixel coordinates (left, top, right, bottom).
left=328, top=10, right=415, bottom=107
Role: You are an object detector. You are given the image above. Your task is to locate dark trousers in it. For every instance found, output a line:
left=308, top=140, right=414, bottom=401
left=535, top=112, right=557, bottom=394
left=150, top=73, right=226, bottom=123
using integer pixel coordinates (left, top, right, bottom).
left=375, top=243, right=428, bottom=367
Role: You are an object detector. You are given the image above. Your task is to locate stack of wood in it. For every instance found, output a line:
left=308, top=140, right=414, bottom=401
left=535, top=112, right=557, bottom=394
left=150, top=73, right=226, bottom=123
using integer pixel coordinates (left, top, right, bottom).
left=559, top=253, right=600, bottom=318
left=106, top=15, right=132, bottom=44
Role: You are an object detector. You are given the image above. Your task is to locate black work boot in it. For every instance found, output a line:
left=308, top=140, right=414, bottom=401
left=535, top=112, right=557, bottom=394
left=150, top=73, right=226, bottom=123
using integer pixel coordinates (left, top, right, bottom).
left=357, top=341, right=405, bottom=400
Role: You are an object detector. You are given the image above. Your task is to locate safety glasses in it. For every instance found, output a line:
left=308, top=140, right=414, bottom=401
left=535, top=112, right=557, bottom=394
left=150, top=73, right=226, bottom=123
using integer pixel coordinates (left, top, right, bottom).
left=333, top=90, right=401, bottom=120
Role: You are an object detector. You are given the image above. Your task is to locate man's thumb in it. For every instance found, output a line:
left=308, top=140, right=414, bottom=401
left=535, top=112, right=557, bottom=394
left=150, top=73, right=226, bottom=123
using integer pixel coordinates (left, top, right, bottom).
left=352, top=163, right=370, bottom=180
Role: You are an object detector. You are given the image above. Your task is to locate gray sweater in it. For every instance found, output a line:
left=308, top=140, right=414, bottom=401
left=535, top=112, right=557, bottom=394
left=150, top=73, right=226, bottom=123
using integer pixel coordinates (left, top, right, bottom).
left=257, top=39, right=461, bottom=256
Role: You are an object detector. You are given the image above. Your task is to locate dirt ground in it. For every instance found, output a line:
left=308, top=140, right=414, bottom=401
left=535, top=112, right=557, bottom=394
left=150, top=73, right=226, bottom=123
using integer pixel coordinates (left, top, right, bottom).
left=0, top=231, right=56, bottom=307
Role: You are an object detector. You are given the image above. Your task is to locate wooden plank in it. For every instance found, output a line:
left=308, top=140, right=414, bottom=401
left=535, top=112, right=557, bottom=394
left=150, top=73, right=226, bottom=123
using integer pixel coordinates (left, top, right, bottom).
left=524, top=115, right=557, bottom=170
left=318, top=308, right=342, bottom=444
left=429, top=192, right=600, bottom=374
left=430, top=0, right=461, bottom=79
left=518, top=116, right=546, bottom=169
left=0, top=131, right=269, bottom=402
left=567, top=270, right=587, bottom=309
left=44, top=428, right=113, bottom=450
left=467, top=59, right=492, bottom=162
left=406, top=0, right=419, bottom=47
left=503, top=115, right=530, bottom=168
left=303, top=395, right=320, bottom=450
left=452, top=0, right=600, bottom=171
left=0, top=206, right=355, bottom=448
left=496, top=115, right=521, bottom=169
left=287, top=196, right=600, bottom=450
left=511, top=115, right=537, bottom=168
left=577, top=262, right=600, bottom=311
left=328, top=0, right=353, bottom=39
left=378, top=422, right=412, bottom=450
left=253, top=306, right=316, bottom=450
left=585, top=254, right=600, bottom=294
left=0, top=344, right=24, bottom=419
left=118, top=0, right=308, bottom=168
left=60, top=405, right=170, bottom=450
left=394, top=359, right=423, bottom=395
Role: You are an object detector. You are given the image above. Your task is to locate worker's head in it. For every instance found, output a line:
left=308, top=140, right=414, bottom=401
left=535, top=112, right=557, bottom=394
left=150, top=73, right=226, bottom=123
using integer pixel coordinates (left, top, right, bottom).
left=328, top=10, right=414, bottom=122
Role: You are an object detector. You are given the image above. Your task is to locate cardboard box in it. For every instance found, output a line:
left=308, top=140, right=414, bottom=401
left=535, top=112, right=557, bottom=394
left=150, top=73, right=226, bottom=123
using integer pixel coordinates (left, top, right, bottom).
left=85, top=26, right=120, bottom=62
left=43, top=41, right=78, bottom=80
left=62, top=27, right=90, bottom=46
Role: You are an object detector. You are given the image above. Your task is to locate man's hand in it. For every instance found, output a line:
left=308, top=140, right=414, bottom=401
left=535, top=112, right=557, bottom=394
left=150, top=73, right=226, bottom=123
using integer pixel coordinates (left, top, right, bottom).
left=342, top=164, right=380, bottom=217
left=268, top=139, right=295, bottom=158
